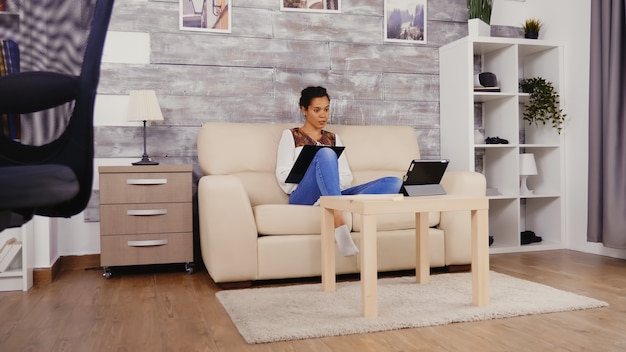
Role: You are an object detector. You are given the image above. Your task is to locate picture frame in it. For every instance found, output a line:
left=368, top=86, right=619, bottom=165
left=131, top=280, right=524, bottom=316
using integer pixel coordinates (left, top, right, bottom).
left=179, top=0, right=232, bottom=33
left=384, top=0, right=427, bottom=44
left=280, top=0, right=341, bottom=13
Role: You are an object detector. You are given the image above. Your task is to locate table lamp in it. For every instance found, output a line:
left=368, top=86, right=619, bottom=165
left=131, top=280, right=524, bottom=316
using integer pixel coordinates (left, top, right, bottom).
left=127, top=90, right=163, bottom=165
left=519, top=153, right=538, bottom=195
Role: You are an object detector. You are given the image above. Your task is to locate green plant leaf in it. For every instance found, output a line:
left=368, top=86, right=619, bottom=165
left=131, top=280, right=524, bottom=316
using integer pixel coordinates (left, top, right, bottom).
left=519, top=77, right=566, bottom=134
left=467, top=0, right=493, bottom=24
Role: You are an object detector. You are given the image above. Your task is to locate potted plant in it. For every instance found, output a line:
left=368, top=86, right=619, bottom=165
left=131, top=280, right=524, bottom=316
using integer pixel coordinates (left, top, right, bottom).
left=519, top=77, right=566, bottom=133
left=467, top=0, right=493, bottom=36
left=522, top=18, right=542, bottom=39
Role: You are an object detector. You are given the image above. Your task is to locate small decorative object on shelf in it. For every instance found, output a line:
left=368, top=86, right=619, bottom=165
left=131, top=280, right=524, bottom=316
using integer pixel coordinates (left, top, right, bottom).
left=0, top=237, right=22, bottom=272
left=485, top=136, right=509, bottom=144
left=521, top=230, right=542, bottom=245
left=474, top=72, right=500, bottom=92
left=467, top=0, right=493, bottom=36
left=522, top=18, right=542, bottom=39
left=519, top=76, right=566, bottom=133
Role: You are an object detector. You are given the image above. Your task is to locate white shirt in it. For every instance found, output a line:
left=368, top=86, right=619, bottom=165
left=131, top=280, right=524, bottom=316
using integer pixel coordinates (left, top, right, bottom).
left=275, top=129, right=353, bottom=194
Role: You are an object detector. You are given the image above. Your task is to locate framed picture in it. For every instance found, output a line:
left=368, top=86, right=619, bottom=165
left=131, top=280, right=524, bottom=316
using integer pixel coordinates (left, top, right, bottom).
left=179, top=0, right=232, bottom=33
left=281, top=0, right=341, bottom=13
left=384, top=0, right=427, bottom=44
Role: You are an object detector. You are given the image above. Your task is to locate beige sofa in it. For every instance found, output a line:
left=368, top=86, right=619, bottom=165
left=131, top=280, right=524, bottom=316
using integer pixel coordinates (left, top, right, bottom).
left=197, top=122, right=486, bottom=284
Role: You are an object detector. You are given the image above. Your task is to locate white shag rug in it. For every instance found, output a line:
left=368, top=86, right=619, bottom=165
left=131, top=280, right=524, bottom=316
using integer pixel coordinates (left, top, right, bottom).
left=215, top=271, right=608, bottom=344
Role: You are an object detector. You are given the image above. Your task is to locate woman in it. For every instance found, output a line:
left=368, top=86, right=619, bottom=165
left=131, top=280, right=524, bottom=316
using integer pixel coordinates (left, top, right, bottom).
left=275, top=86, right=402, bottom=256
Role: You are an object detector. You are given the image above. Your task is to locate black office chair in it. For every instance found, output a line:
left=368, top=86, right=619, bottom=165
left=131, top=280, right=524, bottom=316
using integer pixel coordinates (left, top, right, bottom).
left=0, top=0, right=115, bottom=231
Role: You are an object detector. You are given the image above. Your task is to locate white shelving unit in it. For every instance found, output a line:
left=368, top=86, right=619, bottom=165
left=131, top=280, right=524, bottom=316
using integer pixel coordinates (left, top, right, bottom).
left=0, top=222, right=34, bottom=291
left=440, top=36, right=565, bottom=254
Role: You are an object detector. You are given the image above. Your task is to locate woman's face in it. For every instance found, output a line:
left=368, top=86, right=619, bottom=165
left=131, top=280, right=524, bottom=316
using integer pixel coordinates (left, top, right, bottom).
left=301, top=96, right=330, bottom=129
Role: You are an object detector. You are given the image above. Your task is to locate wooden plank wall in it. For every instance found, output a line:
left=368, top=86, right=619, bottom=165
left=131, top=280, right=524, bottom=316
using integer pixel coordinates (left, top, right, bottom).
left=88, top=0, right=521, bottom=220
left=96, top=0, right=470, bottom=165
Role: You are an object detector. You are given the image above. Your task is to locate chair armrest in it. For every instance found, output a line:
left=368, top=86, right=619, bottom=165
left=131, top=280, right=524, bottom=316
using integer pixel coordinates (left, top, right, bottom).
left=438, top=171, right=487, bottom=266
left=0, top=71, right=78, bottom=114
left=198, top=174, right=259, bottom=283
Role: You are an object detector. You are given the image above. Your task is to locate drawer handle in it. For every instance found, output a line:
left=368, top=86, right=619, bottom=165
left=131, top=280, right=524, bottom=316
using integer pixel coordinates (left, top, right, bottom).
left=127, top=239, right=168, bottom=247
left=126, top=178, right=167, bottom=185
left=127, top=209, right=168, bottom=216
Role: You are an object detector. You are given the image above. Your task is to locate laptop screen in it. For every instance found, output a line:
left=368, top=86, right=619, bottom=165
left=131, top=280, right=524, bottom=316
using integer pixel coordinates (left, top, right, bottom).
left=401, top=159, right=449, bottom=196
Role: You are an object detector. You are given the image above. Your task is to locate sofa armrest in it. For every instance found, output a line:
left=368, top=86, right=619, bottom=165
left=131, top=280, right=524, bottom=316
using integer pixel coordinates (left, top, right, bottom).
left=438, top=171, right=487, bottom=266
left=440, top=171, right=486, bottom=196
left=198, top=175, right=259, bottom=282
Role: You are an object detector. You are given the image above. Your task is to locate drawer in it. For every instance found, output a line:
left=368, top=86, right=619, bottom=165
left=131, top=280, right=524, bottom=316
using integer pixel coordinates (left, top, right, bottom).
left=100, top=202, right=192, bottom=235
left=99, top=171, right=191, bottom=204
left=100, top=232, right=193, bottom=266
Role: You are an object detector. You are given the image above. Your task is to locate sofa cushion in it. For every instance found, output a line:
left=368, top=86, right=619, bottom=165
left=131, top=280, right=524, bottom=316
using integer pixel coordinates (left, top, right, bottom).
left=254, top=204, right=353, bottom=235
left=327, top=125, right=421, bottom=174
left=198, top=122, right=296, bottom=207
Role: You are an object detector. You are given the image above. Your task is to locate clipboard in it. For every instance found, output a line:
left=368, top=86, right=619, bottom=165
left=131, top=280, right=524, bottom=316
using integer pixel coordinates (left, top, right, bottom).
left=285, top=145, right=345, bottom=184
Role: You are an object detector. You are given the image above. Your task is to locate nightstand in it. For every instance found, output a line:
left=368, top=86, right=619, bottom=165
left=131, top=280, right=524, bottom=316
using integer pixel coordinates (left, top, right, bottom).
left=98, top=165, right=193, bottom=278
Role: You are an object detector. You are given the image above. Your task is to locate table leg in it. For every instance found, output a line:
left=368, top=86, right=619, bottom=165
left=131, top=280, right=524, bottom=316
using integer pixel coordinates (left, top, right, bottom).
left=321, top=206, right=336, bottom=292
left=471, top=209, right=489, bottom=306
left=361, top=214, right=378, bottom=317
left=415, top=212, right=429, bottom=283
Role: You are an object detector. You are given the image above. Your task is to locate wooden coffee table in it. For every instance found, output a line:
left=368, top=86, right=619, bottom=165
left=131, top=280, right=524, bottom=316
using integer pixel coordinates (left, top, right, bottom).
left=319, top=194, right=489, bottom=317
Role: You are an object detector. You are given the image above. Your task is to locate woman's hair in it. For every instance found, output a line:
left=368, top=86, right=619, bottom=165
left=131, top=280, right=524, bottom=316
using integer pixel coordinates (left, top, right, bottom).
left=299, top=86, right=330, bottom=109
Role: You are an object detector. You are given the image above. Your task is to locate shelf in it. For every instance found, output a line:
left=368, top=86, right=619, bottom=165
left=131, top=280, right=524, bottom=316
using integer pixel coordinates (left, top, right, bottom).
left=520, top=193, right=559, bottom=199
left=520, top=144, right=559, bottom=148
left=490, top=240, right=564, bottom=254
left=473, top=92, right=517, bottom=102
left=475, top=144, right=517, bottom=148
left=0, top=269, right=22, bottom=278
left=440, top=36, right=565, bottom=255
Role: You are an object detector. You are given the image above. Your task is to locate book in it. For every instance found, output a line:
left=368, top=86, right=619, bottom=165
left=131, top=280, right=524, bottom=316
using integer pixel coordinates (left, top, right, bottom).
left=0, top=240, right=22, bottom=272
left=0, top=237, right=17, bottom=266
left=474, top=86, right=501, bottom=92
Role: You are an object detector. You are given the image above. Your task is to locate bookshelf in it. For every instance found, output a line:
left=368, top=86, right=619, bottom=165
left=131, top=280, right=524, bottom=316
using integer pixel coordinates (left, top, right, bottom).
left=0, top=222, right=33, bottom=291
left=439, top=36, right=565, bottom=254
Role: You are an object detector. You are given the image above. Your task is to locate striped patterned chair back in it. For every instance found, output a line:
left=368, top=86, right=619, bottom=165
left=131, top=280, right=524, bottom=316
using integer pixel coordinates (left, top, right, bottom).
left=0, top=40, right=19, bottom=140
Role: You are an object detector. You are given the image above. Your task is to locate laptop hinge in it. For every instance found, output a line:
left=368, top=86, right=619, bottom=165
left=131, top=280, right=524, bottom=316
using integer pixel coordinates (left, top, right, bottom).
left=402, top=184, right=446, bottom=197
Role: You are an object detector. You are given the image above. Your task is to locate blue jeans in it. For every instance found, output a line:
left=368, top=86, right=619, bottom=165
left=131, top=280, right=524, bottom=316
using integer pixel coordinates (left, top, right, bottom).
left=289, top=147, right=403, bottom=205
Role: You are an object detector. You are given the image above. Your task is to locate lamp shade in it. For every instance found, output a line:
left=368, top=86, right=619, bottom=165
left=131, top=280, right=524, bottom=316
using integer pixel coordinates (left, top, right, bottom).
left=519, top=153, right=538, bottom=176
left=127, top=90, right=164, bottom=122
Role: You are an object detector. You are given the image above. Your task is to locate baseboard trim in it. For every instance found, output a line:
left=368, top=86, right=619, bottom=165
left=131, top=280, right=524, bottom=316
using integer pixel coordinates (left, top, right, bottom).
left=33, top=254, right=101, bottom=286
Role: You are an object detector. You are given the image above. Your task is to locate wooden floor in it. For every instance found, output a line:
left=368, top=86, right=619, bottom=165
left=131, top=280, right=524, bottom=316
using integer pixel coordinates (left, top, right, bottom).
left=1, top=249, right=625, bottom=351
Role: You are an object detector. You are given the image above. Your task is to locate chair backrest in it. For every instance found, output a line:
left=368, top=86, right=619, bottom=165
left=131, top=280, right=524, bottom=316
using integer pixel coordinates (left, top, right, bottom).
left=36, top=0, right=115, bottom=217
left=0, top=0, right=114, bottom=220
left=0, top=40, right=20, bottom=140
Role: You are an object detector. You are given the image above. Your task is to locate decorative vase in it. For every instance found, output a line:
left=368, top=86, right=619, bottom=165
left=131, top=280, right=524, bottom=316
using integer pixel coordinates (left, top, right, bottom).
left=524, top=32, right=539, bottom=39
left=468, top=18, right=491, bottom=37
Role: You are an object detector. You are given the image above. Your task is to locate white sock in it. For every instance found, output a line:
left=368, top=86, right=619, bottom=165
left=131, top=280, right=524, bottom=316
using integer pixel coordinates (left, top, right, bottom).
left=334, top=225, right=359, bottom=257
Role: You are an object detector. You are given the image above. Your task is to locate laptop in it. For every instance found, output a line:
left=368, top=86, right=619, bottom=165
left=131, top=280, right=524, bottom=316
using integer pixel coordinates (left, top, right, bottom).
left=401, top=159, right=449, bottom=196
left=285, top=145, right=345, bottom=184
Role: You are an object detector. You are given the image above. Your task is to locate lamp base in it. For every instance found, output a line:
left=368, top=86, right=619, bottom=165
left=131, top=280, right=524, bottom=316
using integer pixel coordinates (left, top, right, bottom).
left=132, top=159, right=159, bottom=166
left=520, top=175, right=534, bottom=195
left=132, top=154, right=159, bottom=166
